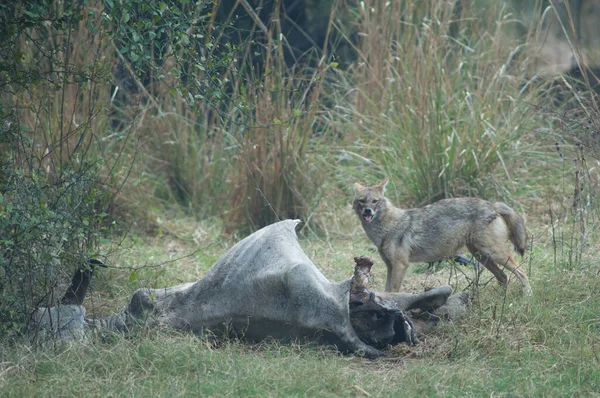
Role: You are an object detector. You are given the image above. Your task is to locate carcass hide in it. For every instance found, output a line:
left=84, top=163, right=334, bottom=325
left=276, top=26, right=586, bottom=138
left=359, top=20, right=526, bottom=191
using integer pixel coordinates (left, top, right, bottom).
left=91, top=220, right=423, bottom=356
left=90, top=220, right=468, bottom=356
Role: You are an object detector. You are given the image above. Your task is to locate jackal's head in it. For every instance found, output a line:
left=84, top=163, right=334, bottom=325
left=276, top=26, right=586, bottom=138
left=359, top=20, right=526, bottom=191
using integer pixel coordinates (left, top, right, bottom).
left=353, top=180, right=388, bottom=223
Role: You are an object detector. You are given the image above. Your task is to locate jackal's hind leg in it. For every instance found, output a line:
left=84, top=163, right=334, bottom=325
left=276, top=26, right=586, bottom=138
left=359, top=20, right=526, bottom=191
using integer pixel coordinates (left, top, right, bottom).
left=492, top=253, right=531, bottom=296
left=471, top=252, right=509, bottom=286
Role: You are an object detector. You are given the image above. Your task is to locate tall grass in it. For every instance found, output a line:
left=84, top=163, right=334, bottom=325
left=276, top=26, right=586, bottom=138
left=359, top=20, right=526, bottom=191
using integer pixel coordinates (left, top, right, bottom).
left=534, top=97, right=599, bottom=269
left=519, top=0, right=600, bottom=270
left=330, top=0, right=543, bottom=205
left=225, top=23, right=330, bottom=233
left=11, top=1, right=114, bottom=172
left=131, top=102, right=233, bottom=218
left=9, top=0, right=139, bottom=223
left=117, top=5, right=333, bottom=233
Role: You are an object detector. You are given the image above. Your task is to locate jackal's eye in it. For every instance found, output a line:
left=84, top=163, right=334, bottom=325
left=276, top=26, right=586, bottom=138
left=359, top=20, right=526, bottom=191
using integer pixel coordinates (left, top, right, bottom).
left=372, top=199, right=378, bottom=204
left=358, top=199, right=365, bottom=204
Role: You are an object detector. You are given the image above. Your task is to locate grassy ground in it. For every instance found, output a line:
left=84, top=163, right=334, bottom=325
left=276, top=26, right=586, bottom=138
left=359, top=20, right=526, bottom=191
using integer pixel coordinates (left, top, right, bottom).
left=1, top=215, right=599, bottom=397
left=2, top=1, right=600, bottom=396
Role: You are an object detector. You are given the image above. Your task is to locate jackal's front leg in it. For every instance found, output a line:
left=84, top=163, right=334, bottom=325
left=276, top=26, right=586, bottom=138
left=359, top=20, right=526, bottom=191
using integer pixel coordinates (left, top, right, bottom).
left=381, top=250, right=409, bottom=292
left=388, top=259, right=409, bottom=292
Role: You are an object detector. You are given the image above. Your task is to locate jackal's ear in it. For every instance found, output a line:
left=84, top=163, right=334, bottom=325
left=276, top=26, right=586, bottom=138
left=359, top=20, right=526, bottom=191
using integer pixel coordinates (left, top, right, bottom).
left=376, top=179, right=389, bottom=192
left=353, top=183, right=365, bottom=194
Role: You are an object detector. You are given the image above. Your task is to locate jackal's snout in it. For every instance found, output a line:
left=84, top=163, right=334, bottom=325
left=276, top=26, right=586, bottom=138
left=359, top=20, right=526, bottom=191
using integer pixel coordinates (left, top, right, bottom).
left=363, top=207, right=374, bottom=223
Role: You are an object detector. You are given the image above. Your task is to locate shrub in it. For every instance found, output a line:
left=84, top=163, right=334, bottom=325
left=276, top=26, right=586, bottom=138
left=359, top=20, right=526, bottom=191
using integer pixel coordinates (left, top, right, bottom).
left=0, top=158, right=110, bottom=337
left=0, top=0, right=119, bottom=338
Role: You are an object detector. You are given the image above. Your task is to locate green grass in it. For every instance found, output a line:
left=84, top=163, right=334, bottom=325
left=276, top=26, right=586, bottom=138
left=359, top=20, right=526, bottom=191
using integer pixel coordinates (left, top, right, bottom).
left=2, top=218, right=599, bottom=397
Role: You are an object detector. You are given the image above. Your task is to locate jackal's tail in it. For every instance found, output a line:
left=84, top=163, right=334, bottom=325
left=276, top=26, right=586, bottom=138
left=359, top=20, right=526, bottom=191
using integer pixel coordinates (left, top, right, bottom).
left=493, top=202, right=527, bottom=256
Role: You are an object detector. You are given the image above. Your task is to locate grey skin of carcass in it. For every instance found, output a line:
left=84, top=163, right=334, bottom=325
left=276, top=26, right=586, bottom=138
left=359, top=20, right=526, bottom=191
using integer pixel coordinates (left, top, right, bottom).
left=90, top=219, right=416, bottom=357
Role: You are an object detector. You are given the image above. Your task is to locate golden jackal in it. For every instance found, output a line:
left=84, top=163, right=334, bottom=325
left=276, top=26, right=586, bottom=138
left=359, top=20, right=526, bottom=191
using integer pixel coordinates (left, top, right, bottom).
left=353, top=180, right=531, bottom=295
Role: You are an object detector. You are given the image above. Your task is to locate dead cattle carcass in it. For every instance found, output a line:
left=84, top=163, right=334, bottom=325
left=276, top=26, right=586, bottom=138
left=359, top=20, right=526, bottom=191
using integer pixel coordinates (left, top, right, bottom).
left=91, top=220, right=462, bottom=356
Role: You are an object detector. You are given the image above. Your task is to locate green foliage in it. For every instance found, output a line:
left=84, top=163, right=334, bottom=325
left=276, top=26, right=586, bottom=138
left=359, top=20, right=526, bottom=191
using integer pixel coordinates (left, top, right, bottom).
left=104, top=0, right=238, bottom=111
left=0, top=160, right=110, bottom=337
left=0, top=0, right=89, bottom=93
left=0, top=0, right=248, bottom=337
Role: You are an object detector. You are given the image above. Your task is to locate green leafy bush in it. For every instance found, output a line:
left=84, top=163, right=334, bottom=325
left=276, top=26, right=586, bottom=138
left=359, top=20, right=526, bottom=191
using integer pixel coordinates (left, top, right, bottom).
left=0, top=155, right=110, bottom=337
left=0, top=0, right=117, bottom=338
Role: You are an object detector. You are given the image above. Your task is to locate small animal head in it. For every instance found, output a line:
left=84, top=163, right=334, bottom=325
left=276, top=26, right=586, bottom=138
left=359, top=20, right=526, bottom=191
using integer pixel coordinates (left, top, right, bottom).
left=353, top=180, right=388, bottom=223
